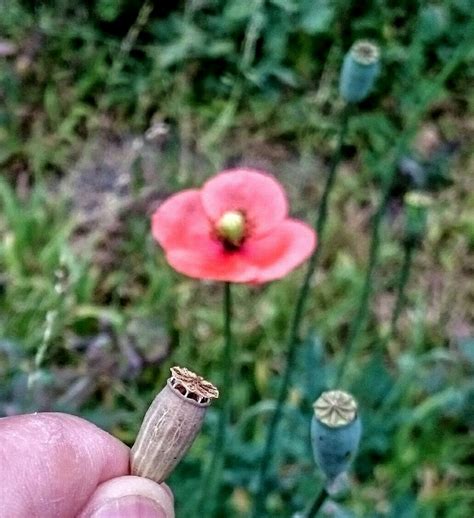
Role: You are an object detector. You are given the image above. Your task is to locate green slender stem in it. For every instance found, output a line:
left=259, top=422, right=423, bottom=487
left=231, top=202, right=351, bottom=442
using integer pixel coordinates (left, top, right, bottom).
left=333, top=26, right=474, bottom=389
left=200, top=282, right=233, bottom=515
left=97, top=0, right=153, bottom=114
left=390, top=241, right=415, bottom=336
left=305, top=487, right=328, bottom=518
left=375, top=243, right=417, bottom=411
left=334, top=176, right=393, bottom=388
left=373, top=238, right=416, bottom=371
left=251, top=106, right=350, bottom=517
left=315, top=106, right=351, bottom=239
left=202, top=0, right=264, bottom=148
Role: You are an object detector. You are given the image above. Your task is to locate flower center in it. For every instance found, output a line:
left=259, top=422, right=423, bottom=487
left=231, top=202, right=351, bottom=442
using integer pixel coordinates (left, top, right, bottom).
left=216, top=210, right=246, bottom=248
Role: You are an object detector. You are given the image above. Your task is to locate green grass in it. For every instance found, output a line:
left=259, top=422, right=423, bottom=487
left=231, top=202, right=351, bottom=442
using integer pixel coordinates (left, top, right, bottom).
left=1, top=1, right=474, bottom=516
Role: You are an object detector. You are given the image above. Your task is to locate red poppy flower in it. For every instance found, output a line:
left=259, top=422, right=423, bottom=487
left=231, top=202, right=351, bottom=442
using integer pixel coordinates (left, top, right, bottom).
left=151, top=168, right=317, bottom=283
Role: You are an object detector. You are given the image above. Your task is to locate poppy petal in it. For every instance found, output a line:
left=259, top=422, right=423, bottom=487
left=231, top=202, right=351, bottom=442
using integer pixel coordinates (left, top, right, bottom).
left=243, top=219, right=317, bottom=283
left=166, top=243, right=258, bottom=283
left=201, top=168, right=288, bottom=237
left=151, top=190, right=211, bottom=249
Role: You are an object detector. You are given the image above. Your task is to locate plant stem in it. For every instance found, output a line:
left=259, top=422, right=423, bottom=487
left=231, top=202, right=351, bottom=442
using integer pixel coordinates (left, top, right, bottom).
left=305, top=487, right=328, bottom=518
left=200, top=282, right=233, bottom=516
left=251, top=105, right=350, bottom=517
left=371, top=238, right=416, bottom=377
left=98, top=0, right=153, bottom=114
left=334, top=175, right=392, bottom=388
left=202, top=0, right=264, bottom=148
left=333, top=24, right=474, bottom=389
left=390, top=241, right=415, bottom=336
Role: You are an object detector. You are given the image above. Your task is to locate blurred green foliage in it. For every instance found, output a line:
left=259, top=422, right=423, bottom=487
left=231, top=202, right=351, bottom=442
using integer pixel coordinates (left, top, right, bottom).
left=1, top=0, right=474, bottom=516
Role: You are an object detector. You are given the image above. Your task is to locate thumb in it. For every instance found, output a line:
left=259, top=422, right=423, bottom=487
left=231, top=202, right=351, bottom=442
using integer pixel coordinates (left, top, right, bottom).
left=78, top=476, right=175, bottom=518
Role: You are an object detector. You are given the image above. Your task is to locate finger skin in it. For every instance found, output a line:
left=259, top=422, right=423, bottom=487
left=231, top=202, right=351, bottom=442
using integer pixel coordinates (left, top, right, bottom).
left=78, top=476, right=175, bottom=518
left=0, top=412, right=129, bottom=518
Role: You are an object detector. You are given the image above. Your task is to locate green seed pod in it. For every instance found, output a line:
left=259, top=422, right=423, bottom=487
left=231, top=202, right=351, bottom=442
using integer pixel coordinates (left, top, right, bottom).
left=311, top=390, right=361, bottom=482
left=339, top=41, right=380, bottom=103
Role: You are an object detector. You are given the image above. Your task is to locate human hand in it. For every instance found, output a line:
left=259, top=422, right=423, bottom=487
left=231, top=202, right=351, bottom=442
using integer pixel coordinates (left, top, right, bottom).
left=0, top=412, right=175, bottom=517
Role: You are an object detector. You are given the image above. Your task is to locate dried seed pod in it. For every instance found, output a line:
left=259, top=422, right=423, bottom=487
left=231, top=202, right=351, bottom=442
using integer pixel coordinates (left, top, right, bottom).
left=311, top=390, right=361, bottom=482
left=339, top=40, right=380, bottom=103
left=131, top=366, right=219, bottom=483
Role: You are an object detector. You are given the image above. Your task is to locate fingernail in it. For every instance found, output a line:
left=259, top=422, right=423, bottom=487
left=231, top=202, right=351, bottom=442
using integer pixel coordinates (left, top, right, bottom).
left=90, top=495, right=167, bottom=518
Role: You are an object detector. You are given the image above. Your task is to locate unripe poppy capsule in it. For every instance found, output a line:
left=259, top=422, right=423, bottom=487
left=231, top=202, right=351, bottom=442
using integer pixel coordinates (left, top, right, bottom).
left=339, top=40, right=380, bottom=103
left=131, top=366, right=219, bottom=483
left=311, top=390, right=361, bottom=481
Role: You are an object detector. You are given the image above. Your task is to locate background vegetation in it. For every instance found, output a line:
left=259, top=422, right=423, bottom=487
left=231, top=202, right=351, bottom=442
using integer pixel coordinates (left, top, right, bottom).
left=1, top=1, right=473, bottom=516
